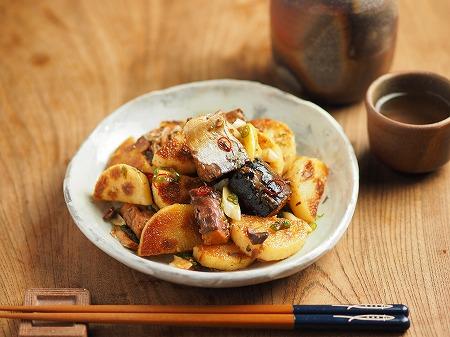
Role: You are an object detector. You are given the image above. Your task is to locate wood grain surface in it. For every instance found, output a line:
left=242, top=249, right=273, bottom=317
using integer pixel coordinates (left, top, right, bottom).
left=0, top=1, right=449, bottom=336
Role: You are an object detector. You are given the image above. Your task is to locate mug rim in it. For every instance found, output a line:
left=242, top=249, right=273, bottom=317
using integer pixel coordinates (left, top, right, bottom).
left=366, top=71, right=450, bottom=129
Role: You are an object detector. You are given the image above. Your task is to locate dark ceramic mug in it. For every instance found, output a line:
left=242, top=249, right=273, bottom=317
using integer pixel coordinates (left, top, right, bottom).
left=271, top=0, right=398, bottom=104
left=365, top=72, right=450, bottom=173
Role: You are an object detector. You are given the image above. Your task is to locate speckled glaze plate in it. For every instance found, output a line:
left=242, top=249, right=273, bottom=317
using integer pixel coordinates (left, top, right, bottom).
left=64, top=80, right=359, bottom=288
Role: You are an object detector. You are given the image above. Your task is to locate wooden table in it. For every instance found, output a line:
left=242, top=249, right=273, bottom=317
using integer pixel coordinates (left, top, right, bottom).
left=0, top=1, right=448, bottom=336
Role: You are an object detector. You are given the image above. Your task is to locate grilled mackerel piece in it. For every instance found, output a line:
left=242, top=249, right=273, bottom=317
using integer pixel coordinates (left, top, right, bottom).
left=183, top=111, right=248, bottom=182
left=119, top=203, right=154, bottom=238
left=228, top=159, right=291, bottom=217
left=190, top=186, right=230, bottom=245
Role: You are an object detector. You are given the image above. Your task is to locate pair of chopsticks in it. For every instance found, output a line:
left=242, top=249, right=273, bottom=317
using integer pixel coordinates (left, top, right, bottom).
left=0, top=304, right=410, bottom=331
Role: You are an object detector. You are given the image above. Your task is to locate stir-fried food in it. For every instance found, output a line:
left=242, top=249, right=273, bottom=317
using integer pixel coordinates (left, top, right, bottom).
left=93, top=109, right=328, bottom=271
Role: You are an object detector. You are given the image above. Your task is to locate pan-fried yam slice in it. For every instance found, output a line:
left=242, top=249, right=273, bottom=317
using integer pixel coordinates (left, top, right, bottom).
left=152, top=132, right=196, bottom=175
left=223, top=108, right=246, bottom=123
left=119, top=204, right=155, bottom=238
left=193, top=243, right=255, bottom=271
left=138, top=204, right=202, bottom=256
left=151, top=168, right=203, bottom=209
left=250, top=119, right=296, bottom=173
left=231, top=215, right=310, bottom=261
left=257, top=132, right=284, bottom=175
left=145, top=120, right=185, bottom=150
left=107, top=137, right=153, bottom=173
left=93, top=164, right=153, bottom=205
left=285, top=156, right=328, bottom=223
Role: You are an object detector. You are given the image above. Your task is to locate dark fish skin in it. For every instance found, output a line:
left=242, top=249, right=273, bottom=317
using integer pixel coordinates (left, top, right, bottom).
left=229, top=159, right=291, bottom=217
left=246, top=228, right=269, bottom=244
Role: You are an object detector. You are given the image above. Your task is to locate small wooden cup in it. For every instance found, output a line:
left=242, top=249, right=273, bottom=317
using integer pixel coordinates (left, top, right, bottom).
left=365, top=71, right=450, bottom=173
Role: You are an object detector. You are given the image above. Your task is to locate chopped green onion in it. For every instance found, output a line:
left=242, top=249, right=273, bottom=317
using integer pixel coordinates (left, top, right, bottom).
left=153, top=175, right=173, bottom=183
left=309, top=222, right=317, bottom=231
left=239, top=125, right=250, bottom=138
left=270, top=219, right=291, bottom=232
left=152, top=167, right=180, bottom=184
left=221, top=185, right=241, bottom=221
left=227, top=193, right=238, bottom=205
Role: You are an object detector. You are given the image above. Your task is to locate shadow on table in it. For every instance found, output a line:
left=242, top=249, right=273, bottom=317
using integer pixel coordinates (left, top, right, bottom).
left=88, top=325, right=407, bottom=337
left=357, top=149, right=439, bottom=189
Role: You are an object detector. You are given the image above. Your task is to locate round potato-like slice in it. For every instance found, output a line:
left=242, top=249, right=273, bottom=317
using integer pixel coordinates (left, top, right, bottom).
left=193, top=243, right=255, bottom=271
left=231, top=215, right=310, bottom=261
left=93, top=164, right=153, bottom=205
left=151, top=169, right=203, bottom=209
left=107, top=137, right=153, bottom=174
left=284, top=156, right=328, bottom=223
left=138, top=204, right=202, bottom=256
left=250, top=119, right=296, bottom=173
left=257, top=131, right=284, bottom=175
left=152, top=133, right=197, bottom=175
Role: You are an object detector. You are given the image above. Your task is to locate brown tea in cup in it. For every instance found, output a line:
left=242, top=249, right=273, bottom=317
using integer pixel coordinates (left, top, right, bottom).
left=375, top=92, right=449, bottom=125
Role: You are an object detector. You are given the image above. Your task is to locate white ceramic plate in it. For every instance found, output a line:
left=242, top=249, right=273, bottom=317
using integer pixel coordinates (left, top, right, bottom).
left=64, top=79, right=359, bottom=288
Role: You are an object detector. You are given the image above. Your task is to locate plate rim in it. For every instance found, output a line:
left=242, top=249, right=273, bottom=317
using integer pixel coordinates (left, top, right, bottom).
left=63, top=79, right=359, bottom=288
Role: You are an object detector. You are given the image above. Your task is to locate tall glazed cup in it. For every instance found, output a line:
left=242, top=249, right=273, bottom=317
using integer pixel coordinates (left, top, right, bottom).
left=271, top=0, right=398, bottom=104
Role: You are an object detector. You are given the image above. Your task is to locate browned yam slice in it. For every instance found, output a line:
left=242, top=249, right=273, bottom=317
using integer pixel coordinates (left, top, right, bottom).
left=231, top=215, right=310, bottom=261
left=152, top=174, right=203, bottom=209
left=250, top=119, right=296, bottom=173
left=119, top=204, right=155, bottom=238
left=138, top=204, right=202, bottom=256
left=152, top=133, right=196, bottom=175
left=93, top=164, right=153, bottom=205
left=145, top=120, right=185, bottom=151
left=193, top=243, right=255, bottom=271
left=159, top=120, right=185, bottom=129
left=111, top=226, right=139, bottom=251
left=285, top=156, right=328, bottom=223
left=223, top=108, right=246, bottom=123
left=107, top=137, right=152, bottom=174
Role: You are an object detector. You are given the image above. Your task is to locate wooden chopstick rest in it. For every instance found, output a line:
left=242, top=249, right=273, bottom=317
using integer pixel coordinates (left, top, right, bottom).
left=18, top=288, right=90, bottom=337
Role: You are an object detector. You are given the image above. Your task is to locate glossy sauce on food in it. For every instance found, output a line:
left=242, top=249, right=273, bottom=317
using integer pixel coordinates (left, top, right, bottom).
left=375, top=92, right=450, bottom=125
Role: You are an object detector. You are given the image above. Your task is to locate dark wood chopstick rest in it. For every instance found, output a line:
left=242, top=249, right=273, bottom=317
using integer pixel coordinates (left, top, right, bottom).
left=18, top=288, right=90, bottom=337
